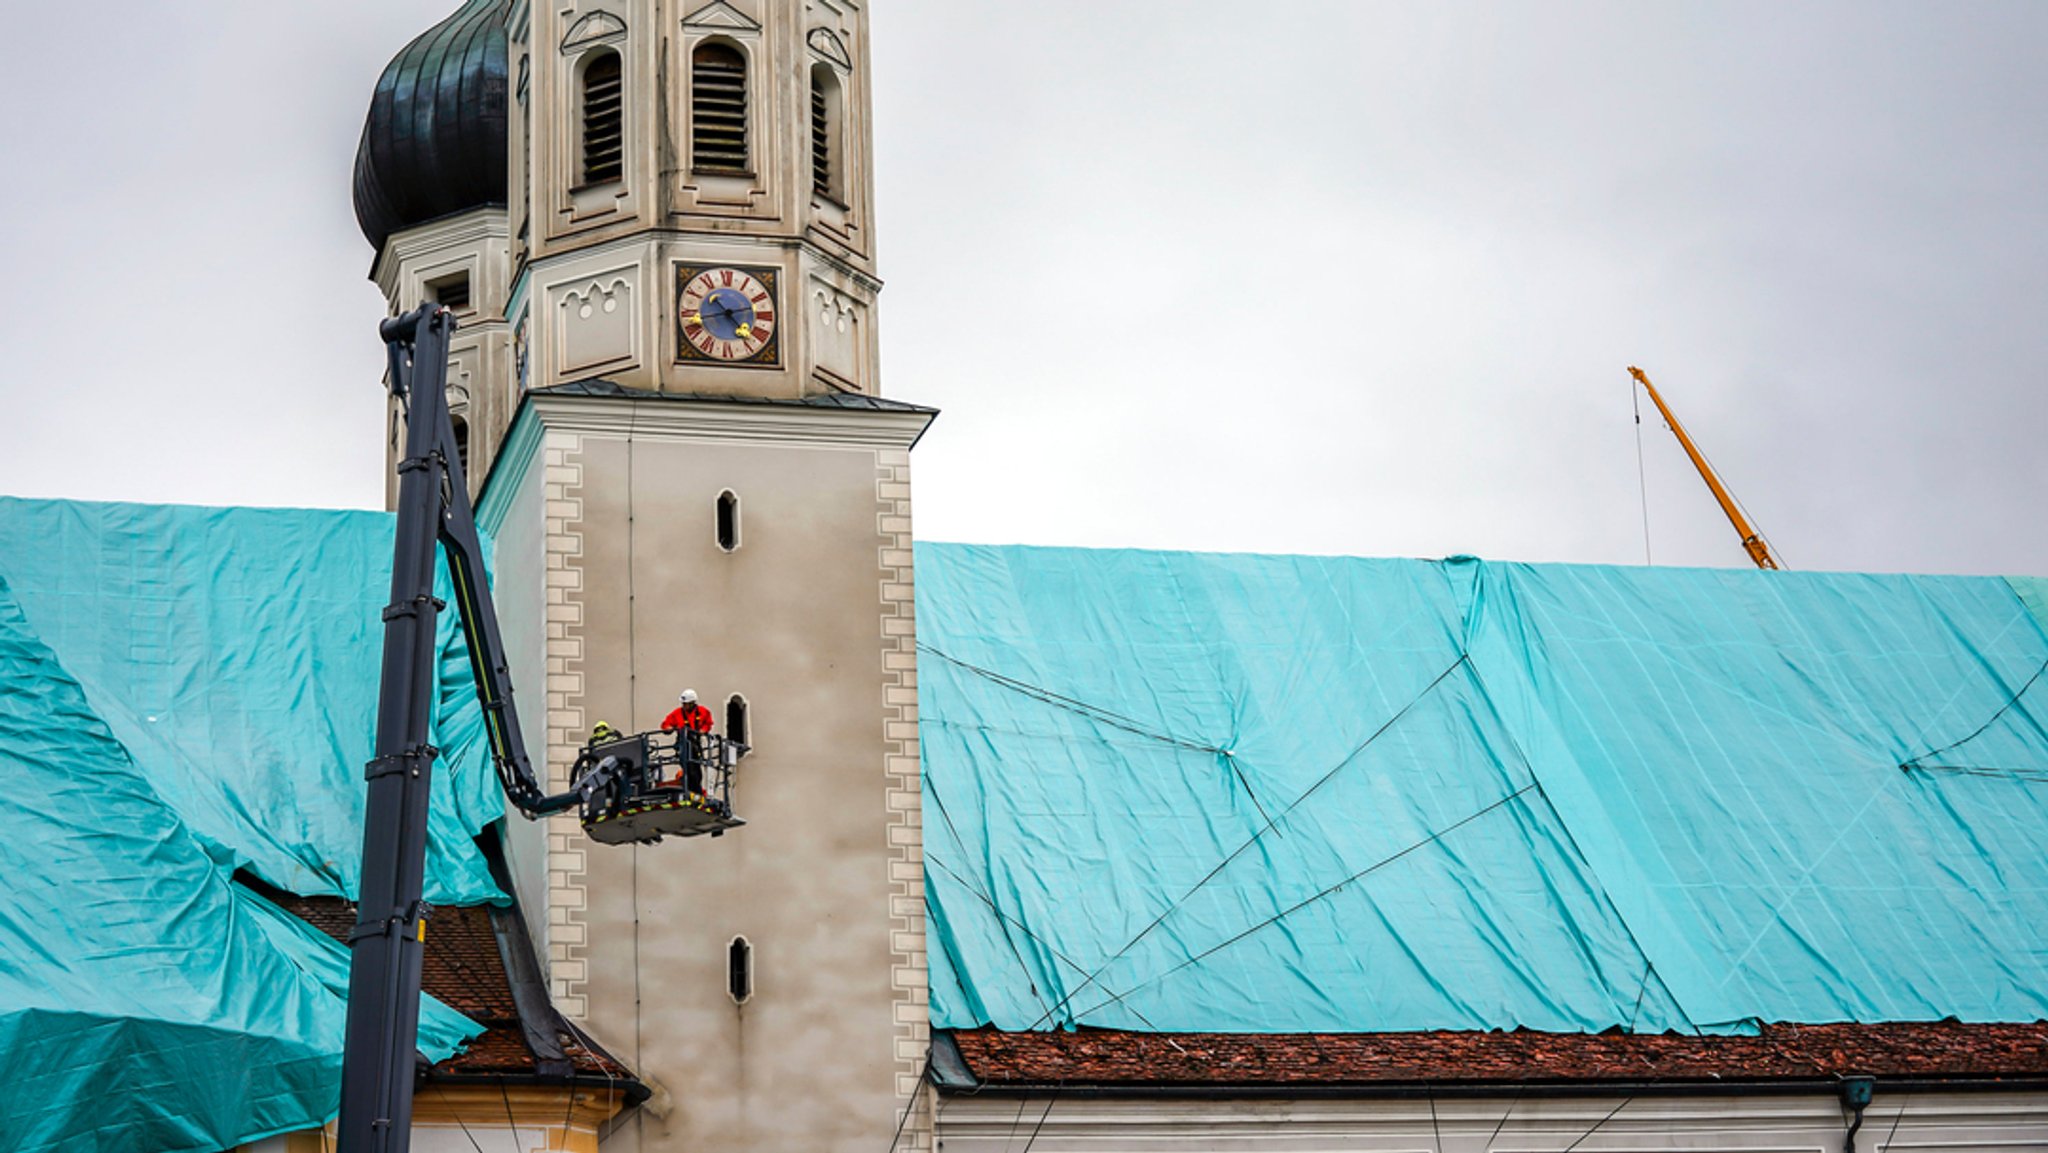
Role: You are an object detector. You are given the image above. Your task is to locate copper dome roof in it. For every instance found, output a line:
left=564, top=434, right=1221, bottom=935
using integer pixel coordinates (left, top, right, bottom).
left=352, top=0, right=510, bottom=251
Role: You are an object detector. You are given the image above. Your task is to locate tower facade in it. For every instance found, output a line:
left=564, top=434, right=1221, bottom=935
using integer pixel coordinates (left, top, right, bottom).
left=506, top=0, right=881, bottom=410
left=356, top=2, right=933, bottom=1150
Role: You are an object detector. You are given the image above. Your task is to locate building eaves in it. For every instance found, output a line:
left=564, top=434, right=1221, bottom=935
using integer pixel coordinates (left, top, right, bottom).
left=944, top=1024, right=2048, bottom=1095
left=277, top=894, right=641, bottom=1092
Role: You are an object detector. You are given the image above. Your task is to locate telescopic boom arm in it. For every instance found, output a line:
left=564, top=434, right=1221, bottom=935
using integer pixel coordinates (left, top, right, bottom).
left=1627, top=366, right=1782, bottom=571
left=337, top=305, right=590, bottom=1153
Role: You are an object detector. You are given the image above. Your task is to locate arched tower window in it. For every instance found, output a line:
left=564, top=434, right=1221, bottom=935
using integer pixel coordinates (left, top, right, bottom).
left=727, top=936, right=754, bottom=1004
left=579, top=50, right=624, bottom=185
left=810, top=63, right=843, bottom=202
left=716, top=489, right=740, bottom=552
left=725, top=694, right=750, bottom=751
left=691, top=41, right=749, bottom=173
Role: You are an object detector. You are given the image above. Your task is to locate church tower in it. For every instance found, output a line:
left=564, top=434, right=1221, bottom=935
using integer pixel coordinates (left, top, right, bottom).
left=508, top=0, right=880, bottom=404
left=354, top=2, right=934, bottom=1150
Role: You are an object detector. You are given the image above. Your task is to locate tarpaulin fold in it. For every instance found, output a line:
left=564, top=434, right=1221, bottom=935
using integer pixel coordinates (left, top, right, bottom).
left=918, top=544, right=2048, bottom=1035
left=0, top=497, right=506, bottom=904
left=0, top=573, right=479, bottom=1153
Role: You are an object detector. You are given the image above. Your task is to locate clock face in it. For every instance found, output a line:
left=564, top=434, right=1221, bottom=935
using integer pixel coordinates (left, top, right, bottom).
left=676, top=264, right=780, bottom=367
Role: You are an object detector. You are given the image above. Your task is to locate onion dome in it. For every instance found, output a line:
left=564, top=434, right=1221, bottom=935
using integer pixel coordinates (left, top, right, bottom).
left=352, top=0, right=511, bottom=251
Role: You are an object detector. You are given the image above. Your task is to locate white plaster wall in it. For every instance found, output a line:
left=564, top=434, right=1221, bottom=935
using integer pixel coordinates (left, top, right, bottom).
left=935, top=1091, right=2048, bottom=1152
left=516, top=396, right=931, bottom=1153
left=411, top=1125, right=547, bottom=1153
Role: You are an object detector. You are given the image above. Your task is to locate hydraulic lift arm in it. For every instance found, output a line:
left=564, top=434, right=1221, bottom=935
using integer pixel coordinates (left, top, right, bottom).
left=339, top=306, right=742, bottom=1153
left=337, top=306, right=587, bottom=1153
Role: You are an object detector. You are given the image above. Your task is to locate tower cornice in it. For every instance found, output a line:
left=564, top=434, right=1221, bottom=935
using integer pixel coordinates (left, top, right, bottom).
left=479, top=381, right=937, bottom=531
left=525, top=387, right=934, bottom=449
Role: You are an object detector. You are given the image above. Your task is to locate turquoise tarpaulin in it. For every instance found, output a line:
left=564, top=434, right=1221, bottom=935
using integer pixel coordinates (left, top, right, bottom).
left=0, top=573, right=479, bottom=1153
left=0, top=497, right=506, bottom=904
left=917, top=544, right=2048, bottom=1035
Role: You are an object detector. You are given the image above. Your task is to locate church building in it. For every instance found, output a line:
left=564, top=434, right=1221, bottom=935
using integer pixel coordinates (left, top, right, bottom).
left=0, top=3, right=2044, bottom=1152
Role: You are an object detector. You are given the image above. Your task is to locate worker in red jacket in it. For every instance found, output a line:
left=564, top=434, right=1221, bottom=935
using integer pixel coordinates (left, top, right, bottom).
left=663, top=689, right=713, bottom=734
left=662, top=689, right=714, bottom=793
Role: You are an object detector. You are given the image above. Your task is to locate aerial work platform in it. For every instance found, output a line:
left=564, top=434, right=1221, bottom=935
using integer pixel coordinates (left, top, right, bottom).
left=574, top=730, right=746, bottom=844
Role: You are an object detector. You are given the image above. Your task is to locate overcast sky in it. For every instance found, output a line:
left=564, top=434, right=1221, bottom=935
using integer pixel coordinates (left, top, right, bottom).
left=2, top=2, right=2044, bottom=575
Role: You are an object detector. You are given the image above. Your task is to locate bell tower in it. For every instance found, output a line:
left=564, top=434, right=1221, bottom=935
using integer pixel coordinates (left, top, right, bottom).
left=356, top=2, right=932, bottom=1151
left=505, top=0, right=881, bottom=410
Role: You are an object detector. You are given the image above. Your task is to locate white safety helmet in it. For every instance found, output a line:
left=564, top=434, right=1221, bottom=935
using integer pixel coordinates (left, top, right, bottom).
left=679, top=689, right=698, bottom=705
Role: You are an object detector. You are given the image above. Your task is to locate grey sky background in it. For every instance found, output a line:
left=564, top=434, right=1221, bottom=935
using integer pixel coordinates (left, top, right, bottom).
left=2, top=2, right=2044, bottom=575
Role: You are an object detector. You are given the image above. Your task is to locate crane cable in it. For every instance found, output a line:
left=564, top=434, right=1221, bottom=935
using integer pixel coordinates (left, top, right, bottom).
left=1633, top=378, right=1653, bottom=565
left=1688, top=421, right=1791, bottom=570
left=1629, top=367, right=1787, bottom=570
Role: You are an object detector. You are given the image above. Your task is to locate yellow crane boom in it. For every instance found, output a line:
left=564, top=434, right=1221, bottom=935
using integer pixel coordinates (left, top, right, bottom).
left=1627, top=366, right=1782, bottom=571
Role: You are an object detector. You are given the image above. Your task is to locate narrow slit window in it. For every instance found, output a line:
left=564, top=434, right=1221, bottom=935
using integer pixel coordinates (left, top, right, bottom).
left=691, top=42, right=749, bottom=173
left=725, top=694, right=749, bottom=751
left=728, top=936, right=753, bottom=1004
left=580, top=50, right=624, bottom=185
left=716, top=489, right=740, bottom=552
left=810, top=63, right=842, bottom=202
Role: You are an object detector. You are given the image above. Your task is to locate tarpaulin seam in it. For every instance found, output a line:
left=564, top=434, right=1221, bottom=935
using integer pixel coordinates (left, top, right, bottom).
left=1460, top=562, right=1731, bottom=1033
left=1898, top=654, right=2048, bottom=771
left=1069, top=783, right=1541, bottom=1023
left=1460, top=654, right=1704, bottom=1036
left=926, top=852, right=1165, bottom=1034
left=1712, top=771, right=1911, bottom=987
left=924, top=774, right=1060, bottom=1014
left=916, top=642, right=1228, bottom=757
left=1152, top=554, right=1274, bottom=823
left=1625, top=962, right=1654, bottom=1032
left=1023, top=653, right=1474, bottom=1031
left=918, top=634, right=1281, bottom=853
left=924, top=770, right=1172, bottom=1029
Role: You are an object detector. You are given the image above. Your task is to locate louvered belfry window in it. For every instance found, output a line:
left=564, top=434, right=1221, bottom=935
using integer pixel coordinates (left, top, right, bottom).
left=810, top=63, right=844, bottom=202
left=692, top=42, right=749, bottom=173
left=580, top=50, right=623, bottom=185
left=810, top=72, right=831, bottom=197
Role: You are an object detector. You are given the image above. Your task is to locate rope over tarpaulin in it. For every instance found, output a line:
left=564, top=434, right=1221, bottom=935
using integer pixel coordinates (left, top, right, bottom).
left=917, top=544, right=2048, bottom=1035
left=0, top=569, right=478, bottom=1153
left=0, top=497, right=507, bottom=904
left=0, top=497, right=505, bottom=1151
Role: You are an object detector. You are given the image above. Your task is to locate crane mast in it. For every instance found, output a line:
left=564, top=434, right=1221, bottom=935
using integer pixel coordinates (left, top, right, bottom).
left=1627, top=366, right=1782, bottom=571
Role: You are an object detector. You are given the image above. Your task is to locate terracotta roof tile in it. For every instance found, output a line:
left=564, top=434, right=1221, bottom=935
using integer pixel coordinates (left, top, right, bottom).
left=278, top=894, right=631, bottom=1081
left=950, top=1023, right=2048, bottom=1089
